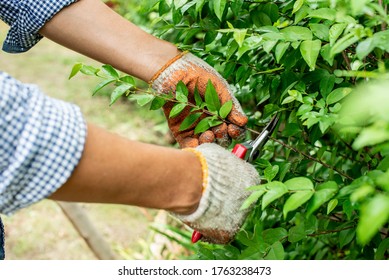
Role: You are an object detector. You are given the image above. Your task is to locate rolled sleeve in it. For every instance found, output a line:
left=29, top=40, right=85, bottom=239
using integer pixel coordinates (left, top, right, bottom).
left=0, top=72, right=87, bottom=215
left=0, top=0, right=78, bottom=53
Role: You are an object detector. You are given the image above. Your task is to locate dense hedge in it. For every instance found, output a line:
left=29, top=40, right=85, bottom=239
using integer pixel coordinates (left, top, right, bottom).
left=100, top=0, right=389, bottom=260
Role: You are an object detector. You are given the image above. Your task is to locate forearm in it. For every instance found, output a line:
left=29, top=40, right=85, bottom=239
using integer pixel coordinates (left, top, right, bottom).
left=39, top=0, right=179, bottom=81
left=49, top=123, right=202, bottom=215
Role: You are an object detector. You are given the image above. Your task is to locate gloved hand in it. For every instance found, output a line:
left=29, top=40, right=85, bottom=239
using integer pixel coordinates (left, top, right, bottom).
left=175, top=143, right=261, bottom=244
left=149, top=51, right=248, bottom=148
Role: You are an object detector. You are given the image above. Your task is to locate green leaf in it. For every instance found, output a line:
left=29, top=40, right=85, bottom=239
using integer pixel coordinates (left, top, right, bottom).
left=149, top=96, right=166, bottom=110
left=80, top=65, right=99, bottom=76
left=282, top=96, right=296, bottom=105
left=319, top=74, right=335, bottom=98
left=179, top=113, right=202, bottom=131
left=295, top=5, right=310, bottom=24
left=69, top=63, right=83, bottom=79
left=204, top=80, right=221, bottom=113
left=288, top=223, right=305, bottom=243
left=208, top=118, right=223, bottom=128
left=196, top=0, right=206, bottom=13
left=309, top=24, right=329, bottom=42
left=300, top=40, right=321, bottom=71
left=204, top=31, right=217, bottom=46
left=357, top=194, right=389, bottom=245
left=102, top=64, right=119, bottom=79
left=350, top=0, right=371, bottom=15
left=353, top=125, right=389, bottom=150
left=194, top=87, right=203, bottom=107
left=375, top=238, right=389, bottom=260
left=240, top=186, right=266, bottom=210
left=234, top=29, right=247, bottom=48
left=326, top=87, right=352, bottom=105
left=292, top=0, right=304, bottom=14
left=356, top=30, right=389, bottom=60
left=219, top=100, right=233, bottom=119
left=92, top=79, right=115, bottom=96
left=306, top=181, right=339, bottom=216
left=262, top=181, right=288, bottom=210
left=343, top=199, right=354, bottom=220
left=339, top=229, right=355, bottom=248
left=308, top=8, right=336, bottom=21
left=129, top=93, right=155, bottom=107
left=330, top=33, right=360, bottom=57
left=110, top=84, right=132, bottom=105
left=329, top=23, right=347, bottom=46
left=275, top=42, right=290, bottom=63
left=264, top=241, right=284, bottom=260
left=350, top=184, right=375, bottom=203
left=159, top=0, right=170, bottom=15
left=236, top=36, right=263, bottom=59
left=175, top=81, right=188, bottom=103
left=320, top=43, right=334, bottom=66
left=283, top=191, right=314, bottom=218
left=280, top=26, right=313, bottom=41
left=264, top=165, right=279, bottom=182
left=194, top=117, right=212, bottom=134
left=283, top=177, right=314, bottom=218
left=197, top=246, right=215, bottom=260
left=284, top=177, right=314, bottom=191
left=120, top=75, right=135, bottom=85
left=213, top=0, right=226, bottom=21
left=262, top=228, right=288, bottom=244
left=327, top=198, right=338, bottom=214
left=297, top=104, right=313, bottom=116
left=169, top=103, right=187, bottom=118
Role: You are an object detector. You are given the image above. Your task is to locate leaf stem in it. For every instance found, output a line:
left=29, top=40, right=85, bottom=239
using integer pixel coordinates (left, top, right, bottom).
left=307, top=225, right=355, bottom=237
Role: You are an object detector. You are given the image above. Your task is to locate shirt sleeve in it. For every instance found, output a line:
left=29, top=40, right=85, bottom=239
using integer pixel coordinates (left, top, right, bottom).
left=0, top=0, right=78, bottom=53
left=0, top=72, right=87, bottom=215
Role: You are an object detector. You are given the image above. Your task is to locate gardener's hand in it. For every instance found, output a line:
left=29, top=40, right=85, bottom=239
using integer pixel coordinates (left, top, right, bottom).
left=150, top=52, right=248, bottom=148
left=174, top=143, right=260, bottom=244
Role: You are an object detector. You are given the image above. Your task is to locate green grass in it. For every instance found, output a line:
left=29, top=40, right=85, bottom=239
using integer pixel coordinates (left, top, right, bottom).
left=0, top=22, right=171, bottom=259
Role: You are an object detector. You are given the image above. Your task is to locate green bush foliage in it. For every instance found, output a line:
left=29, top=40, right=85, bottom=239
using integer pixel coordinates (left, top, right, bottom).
left=87, top=0, right=389, bottom=260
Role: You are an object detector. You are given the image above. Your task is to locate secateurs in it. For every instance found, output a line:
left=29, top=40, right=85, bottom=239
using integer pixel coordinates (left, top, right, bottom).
left=191, top=113, right=280, bottom=243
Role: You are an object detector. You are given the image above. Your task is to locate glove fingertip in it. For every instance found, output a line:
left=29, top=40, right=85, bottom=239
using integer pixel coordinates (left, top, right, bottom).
left=227, top=124, right=246, bottom=140
left=199, top=131, right=215, bottom=145
left=180, top=137, right=199, bottom=148
left=212, top=123, right=230, bottom=147
left=228, top=111, right=248, bottom=127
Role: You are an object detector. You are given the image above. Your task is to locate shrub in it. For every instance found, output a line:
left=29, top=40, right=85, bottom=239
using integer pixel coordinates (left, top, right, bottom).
left=80, top=0, right=389, bottom=260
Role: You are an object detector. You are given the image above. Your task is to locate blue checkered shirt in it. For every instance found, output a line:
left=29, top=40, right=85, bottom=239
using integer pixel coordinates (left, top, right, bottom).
left=0, top=73, right=86, bottom=215
left=1, top=0, right=77, bottom=53
left=0, top=0, right=86, bottom=215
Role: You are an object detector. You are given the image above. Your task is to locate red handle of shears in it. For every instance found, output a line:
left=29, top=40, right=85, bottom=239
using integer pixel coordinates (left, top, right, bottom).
left=191, top=144, right=248, bottom=243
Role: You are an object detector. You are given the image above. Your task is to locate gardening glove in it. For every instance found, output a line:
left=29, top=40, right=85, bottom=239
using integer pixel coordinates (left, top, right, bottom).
left=149, top=51, right=248, bottom=148
left=175, top=143, right=261, bottom=244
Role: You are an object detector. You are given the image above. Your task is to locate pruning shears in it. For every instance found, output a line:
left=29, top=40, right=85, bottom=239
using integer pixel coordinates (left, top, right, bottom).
left=191, top=114, right=280, bottom=243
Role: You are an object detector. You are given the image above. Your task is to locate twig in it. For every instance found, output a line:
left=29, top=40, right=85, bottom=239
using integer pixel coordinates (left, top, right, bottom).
left=307, top=225, right=355, bottom=237
left=247, top=128, right=354, bottom=180
left=271, top=136, right=354, bottom=181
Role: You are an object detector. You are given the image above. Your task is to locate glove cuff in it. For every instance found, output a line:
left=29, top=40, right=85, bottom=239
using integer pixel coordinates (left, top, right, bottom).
left=148, top=51, right=188, bottom=86
left=174, top=144, right=260, bottom=243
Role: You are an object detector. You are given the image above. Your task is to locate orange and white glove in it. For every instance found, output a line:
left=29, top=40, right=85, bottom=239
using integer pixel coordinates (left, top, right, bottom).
left=175, top=143, right=260, bottom=244
left=149, top=51, right=248, bottom=148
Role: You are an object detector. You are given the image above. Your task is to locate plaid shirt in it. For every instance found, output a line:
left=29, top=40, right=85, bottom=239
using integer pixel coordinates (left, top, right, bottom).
left=0, top=0, right=86, bottom=217
left=1, top=0, right=77, bottom=53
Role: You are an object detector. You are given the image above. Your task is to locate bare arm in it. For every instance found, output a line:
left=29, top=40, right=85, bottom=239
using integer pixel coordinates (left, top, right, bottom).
left=39, top=0, right=179, bottom=81
left=37, top=0, right=202, bottom=214
left=49, top=123, right=202, bottom=215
